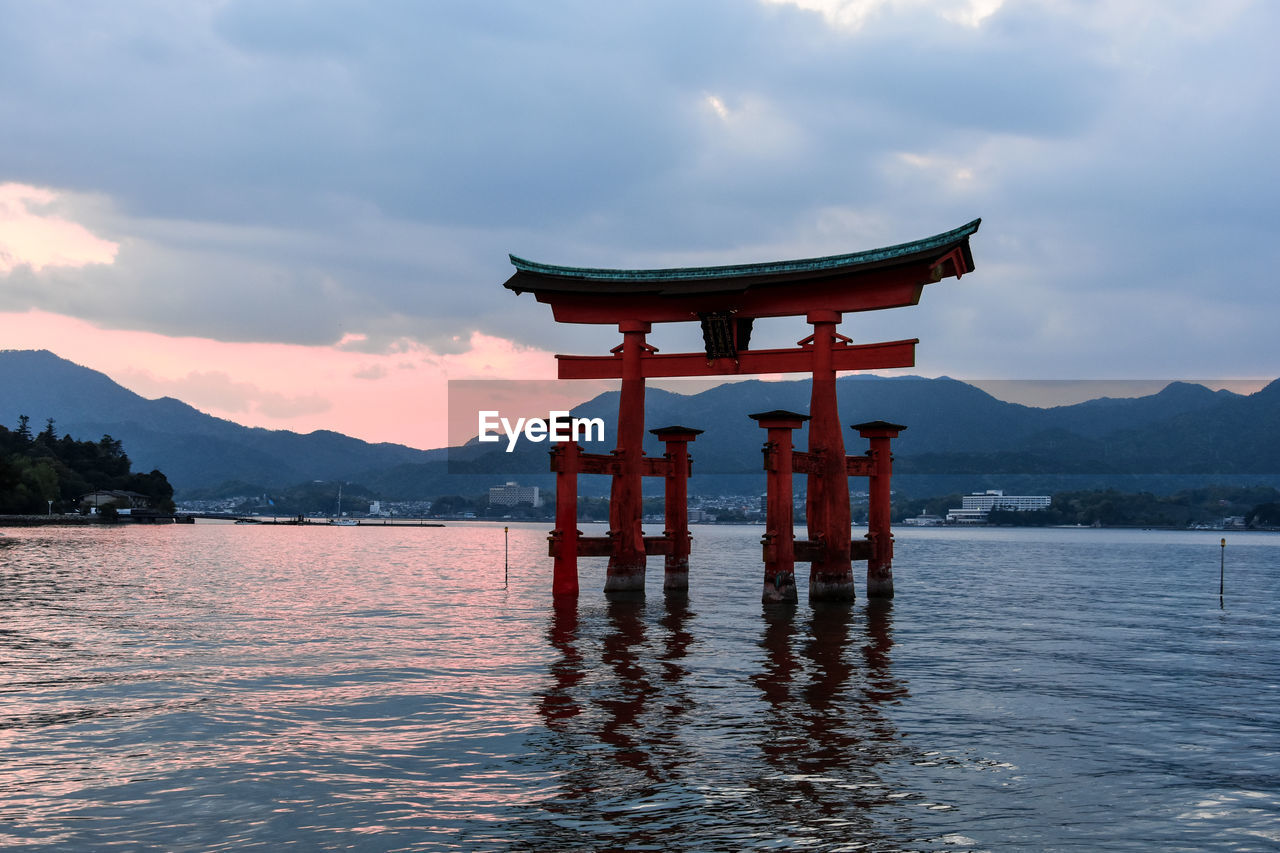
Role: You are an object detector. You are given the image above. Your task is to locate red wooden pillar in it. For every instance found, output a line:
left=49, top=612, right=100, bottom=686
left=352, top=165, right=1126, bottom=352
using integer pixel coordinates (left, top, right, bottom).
left=854, top=421, right=906, bottom=598
left=550, top=440, right=582, bottom=597
left=752, top=410, right=809, bottom=604
left=605, top=320, right=651, bottom=592
left=651, top=426, right=703, bottom=592
left=805, top=310, right=854, bottom=601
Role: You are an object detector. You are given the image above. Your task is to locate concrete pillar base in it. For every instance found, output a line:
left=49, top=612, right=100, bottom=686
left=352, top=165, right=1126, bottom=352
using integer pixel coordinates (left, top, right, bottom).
left=762, top=572, right=798, bottom=604
left=604, top=563, right=646, bottom=592
left=663, top=566, right=689, bottom=592
left=809, top=573, right=856, bottom=602
left=866, top=567, right=894, bottom=598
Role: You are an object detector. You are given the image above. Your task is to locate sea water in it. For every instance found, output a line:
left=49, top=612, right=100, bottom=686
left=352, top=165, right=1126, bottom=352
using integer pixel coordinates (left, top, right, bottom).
left=1, top=523, right=1277, bottom=850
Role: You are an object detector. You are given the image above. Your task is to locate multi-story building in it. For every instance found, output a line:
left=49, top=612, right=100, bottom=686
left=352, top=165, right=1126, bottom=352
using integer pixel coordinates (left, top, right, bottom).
left=489, top=481, right=542, bottom=508
left=946, top=490, right=1050, bottom=524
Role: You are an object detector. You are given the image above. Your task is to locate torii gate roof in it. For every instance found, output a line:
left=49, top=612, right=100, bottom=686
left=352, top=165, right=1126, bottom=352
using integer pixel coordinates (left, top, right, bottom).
left=504, top=218, right=980, bottom=324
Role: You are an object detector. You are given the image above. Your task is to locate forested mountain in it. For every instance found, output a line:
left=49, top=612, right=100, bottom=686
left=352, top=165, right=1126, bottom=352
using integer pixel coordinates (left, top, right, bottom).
left=0, top=415, right=174, bottom=513
left=3, top=349, right=1278, bottom=500
left=0, top=350, right=441, bottom=493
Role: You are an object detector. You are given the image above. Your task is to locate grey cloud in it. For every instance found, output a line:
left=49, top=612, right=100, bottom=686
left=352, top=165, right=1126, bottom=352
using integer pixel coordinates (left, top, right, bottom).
left=1, top=1, right=1278, bottom=377
left=122, top=370, right=333, bottom=418
left=351, top=364, right=388, bottom=381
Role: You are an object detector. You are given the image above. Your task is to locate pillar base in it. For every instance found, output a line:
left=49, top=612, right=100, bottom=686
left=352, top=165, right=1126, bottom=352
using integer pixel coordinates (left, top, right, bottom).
left=604, top=562, right=646, bottom=592
left=663, top=565, right=689, bottom=592
left=809, top=571, right=856, bottom=602
left=762, top=571, right=798, bottom=604
left=865, top=571, right=894, bottom=598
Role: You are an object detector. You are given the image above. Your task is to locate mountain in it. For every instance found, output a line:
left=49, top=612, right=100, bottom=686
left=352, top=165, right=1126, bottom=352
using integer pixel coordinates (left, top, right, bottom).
left=0, top=350, right=444, bottom=493
left=3, top=349, right=1278, bottom=500
left=431, top=372, right=1280, bottom=496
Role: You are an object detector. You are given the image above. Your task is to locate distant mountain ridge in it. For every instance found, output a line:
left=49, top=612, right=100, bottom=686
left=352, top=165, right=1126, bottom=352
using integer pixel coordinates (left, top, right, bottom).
left=0, top=350, right=442, bottom=491
left=2, top=349, right=1278, bottom=498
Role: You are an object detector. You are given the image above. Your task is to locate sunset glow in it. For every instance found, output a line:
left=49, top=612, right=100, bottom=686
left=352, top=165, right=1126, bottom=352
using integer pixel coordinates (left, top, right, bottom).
left=0, top=310, right=557, bottom=449
left=0, top=183, right=118, bottom=274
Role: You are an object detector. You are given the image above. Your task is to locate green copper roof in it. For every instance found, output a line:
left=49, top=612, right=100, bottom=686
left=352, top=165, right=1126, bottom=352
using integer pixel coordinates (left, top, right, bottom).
left=509, top=218, right=980, bottom=283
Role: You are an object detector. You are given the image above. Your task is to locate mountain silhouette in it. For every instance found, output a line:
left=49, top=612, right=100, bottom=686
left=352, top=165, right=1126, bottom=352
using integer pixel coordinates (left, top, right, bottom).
left=2, top=349, right=1277, bottom=499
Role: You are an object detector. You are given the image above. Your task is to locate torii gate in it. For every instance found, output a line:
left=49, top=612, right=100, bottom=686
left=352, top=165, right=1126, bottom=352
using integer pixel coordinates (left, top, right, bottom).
left=503, top=219, right=980, bottom=601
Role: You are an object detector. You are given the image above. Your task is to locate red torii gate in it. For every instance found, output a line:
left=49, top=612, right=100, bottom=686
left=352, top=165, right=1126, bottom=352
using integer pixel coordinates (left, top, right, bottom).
left=504, top=218, right=980, bottom=601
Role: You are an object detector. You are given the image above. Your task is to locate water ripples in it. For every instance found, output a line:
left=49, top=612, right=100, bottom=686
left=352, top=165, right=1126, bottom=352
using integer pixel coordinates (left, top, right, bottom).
left=1, top=523, right=1277, bottom=849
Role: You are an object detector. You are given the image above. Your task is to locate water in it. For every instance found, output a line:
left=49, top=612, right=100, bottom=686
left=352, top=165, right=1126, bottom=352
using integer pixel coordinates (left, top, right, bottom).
left=1, top=523, right=1277, bottom=850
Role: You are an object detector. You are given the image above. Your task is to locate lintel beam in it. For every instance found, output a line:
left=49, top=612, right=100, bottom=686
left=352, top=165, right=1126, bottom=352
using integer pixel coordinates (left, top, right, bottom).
left=557, top=338, right=918, bottom=380
left=550, top=450, right=673, bottom=478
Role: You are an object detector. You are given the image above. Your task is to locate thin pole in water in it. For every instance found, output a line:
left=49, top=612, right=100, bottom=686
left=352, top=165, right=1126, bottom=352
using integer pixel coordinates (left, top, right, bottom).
left=505, top=526, right=509, bottom=587
left=1220, top=537, right=1226, bottom=602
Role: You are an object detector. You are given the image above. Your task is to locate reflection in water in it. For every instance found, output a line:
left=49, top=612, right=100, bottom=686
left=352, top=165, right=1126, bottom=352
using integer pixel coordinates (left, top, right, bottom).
left=6, top=526, right=1278, bottom=849
left=863, top=599, right=908, bottom=709
left=657, top=593, right=695, bottom=708
left=524, top=591, right=917, bottom=849
left=525, top=593, right=701, bottom=849
left=596, top=594, right=655, bottom=774
left=538, top=601, right=584, bottom=729
left=749, top=600, right=913, bottom=842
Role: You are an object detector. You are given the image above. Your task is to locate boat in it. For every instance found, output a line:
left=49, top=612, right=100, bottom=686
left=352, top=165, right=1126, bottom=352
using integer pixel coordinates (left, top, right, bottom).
left=330, top=485, right=358, bottom=526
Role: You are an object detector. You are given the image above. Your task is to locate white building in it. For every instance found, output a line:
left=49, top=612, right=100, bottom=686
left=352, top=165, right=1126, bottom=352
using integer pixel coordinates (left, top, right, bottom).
left=489, top=481, right=542, bottom=508
left=946, top=490, right=1050, bottom=524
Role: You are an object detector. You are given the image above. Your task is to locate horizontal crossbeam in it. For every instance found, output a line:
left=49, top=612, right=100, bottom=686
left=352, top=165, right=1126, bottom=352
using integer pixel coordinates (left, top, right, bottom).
left=782, top=538, right=875, bottom=563
left=550, top=451, right=672, bottom=477
left=846, top=456, right=874, bottom=477
left=550, top=534, right=675, bottom=558
left=793, top=451, right=823, bottom=476
left=557, top=338, right=917, bottom=380
left=764, top=450, right=878, bottom=477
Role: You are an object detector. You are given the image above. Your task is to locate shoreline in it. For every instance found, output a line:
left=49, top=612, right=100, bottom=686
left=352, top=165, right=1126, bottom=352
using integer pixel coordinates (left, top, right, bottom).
left=4, top=514, right=1269, bottom=533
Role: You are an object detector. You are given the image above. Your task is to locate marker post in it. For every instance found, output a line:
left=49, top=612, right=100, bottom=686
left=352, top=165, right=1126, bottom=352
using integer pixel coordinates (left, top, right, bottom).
left=1220, top=537, right=1226, bottom=601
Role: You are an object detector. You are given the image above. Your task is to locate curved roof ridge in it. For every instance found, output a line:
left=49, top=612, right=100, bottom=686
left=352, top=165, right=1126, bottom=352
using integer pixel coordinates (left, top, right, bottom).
left=509, top=218, right=980, bottom=283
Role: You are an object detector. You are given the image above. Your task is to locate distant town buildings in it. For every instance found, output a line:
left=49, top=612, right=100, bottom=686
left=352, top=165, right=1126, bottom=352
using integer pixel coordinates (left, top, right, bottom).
left=80, top=490, right=151, bottom=513
left=946, top=490, right=1051, bottom=524
left=488, top=481, right=542, bottom=508
left=901, top=513, right=944, bottom=526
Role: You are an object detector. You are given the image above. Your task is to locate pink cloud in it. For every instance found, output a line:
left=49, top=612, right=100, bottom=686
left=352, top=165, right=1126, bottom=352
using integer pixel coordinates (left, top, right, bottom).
left=0, top=310, right=559, bottom=448
left=352, top=364, right=389, bottom=381
left=0, top=183, right=119, bottom=274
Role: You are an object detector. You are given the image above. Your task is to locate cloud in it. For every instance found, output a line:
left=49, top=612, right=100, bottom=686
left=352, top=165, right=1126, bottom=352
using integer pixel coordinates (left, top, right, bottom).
left=0, top=183, right=119, bottom=274
left=1, top=0, right=1278, bottom=380
left=351, top=364, right=388, bottom=380
left=759, top=0, right=1005, bottom=32
left=126, top=370, right=333, bottom=419
left=0, top=310, right=559, bottom=447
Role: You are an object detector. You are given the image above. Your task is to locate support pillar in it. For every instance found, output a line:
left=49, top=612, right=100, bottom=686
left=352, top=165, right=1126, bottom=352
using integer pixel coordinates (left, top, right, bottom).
left=552, top=440, right=586, bottom=594
left=605, top=320, right=652, bottom=592
left=854, top=421, right=906, bottom=598
left=550, top=441, right=581, bottom=597
left=751, top=410, right=809, bottom=604
left=651, top=426, right=703, bottom=592
left=804, top=311, right=854, bottom=601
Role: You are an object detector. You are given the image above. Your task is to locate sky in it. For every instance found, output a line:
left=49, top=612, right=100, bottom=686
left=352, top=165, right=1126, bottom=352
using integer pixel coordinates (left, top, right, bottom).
left=2, top=0, right=1277, bottom=449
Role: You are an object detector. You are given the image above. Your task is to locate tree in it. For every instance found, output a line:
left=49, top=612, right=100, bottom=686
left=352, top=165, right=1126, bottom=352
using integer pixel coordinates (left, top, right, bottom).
left=0, top=420, right=175, bottom=514
left=1251, top=502, right=1280, bottom=528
